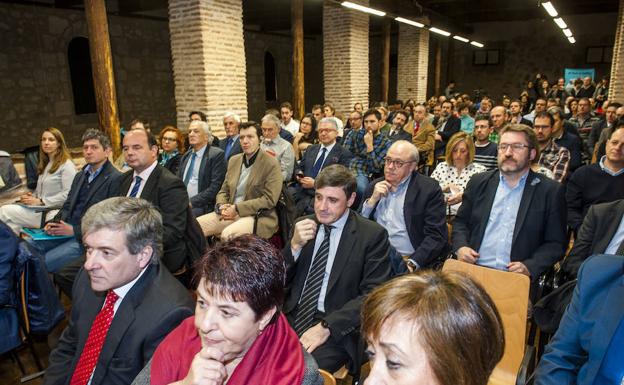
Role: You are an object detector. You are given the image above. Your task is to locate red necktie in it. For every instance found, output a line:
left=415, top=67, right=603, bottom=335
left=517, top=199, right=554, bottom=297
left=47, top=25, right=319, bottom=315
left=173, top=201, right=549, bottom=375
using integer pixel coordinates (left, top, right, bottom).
left=70, top=290, right=120, bottom=385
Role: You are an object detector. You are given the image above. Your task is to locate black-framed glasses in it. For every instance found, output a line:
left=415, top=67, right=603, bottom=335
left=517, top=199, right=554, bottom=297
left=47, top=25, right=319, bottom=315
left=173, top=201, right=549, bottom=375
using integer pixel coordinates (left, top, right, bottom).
left=498, top=143, right=530, bottom=152
left=162, top=137, right=177, bottom=142
left=384, top=157, right=415, bottom=168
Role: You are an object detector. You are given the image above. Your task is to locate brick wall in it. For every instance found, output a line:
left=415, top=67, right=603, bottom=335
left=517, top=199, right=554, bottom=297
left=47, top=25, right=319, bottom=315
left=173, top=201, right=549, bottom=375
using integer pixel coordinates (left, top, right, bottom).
left=168, top=0, right=247, bottom=138
left=322, top=1, right=369, bottom=117
left=397, top=23, right=429, bottom=103
left=609, top=0, right=624, bottom=102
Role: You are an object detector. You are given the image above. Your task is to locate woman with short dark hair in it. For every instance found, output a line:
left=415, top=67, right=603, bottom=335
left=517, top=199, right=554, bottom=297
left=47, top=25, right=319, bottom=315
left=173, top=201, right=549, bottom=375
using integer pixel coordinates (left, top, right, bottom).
left=362, top=271, right=505, bottom=385
left=133, top=235, right=322, bottom=385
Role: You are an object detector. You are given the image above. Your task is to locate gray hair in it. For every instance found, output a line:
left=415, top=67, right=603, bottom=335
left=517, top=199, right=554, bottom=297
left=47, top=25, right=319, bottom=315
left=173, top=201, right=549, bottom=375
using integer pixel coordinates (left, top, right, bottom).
left=189, top=120, right=213, bottom=144
left=390, top=140, right=420, bottom=164
left=223, top=111, right=241, bottom=124
left=81, top=197, right=163, bottom=264
left=261, top=114, right=281, bottom=130
left=318, top=117, right=338, bottom=131
left=81, top=128, right=111, bottom=149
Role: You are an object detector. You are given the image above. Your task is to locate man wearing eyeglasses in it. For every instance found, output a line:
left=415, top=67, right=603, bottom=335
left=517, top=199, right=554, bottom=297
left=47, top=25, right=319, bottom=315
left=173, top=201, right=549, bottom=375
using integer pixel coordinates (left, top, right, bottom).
left=452, top=124, right=567, bottom=280
left=533, top=111, right=571, bottom=183
left=361, top=140, right=448, bottom=275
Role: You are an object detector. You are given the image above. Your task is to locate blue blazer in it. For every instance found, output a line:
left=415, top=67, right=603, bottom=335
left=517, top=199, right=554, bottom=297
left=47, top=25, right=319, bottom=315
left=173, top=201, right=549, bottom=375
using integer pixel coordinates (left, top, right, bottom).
left=535, top=254, right=624, bottom=385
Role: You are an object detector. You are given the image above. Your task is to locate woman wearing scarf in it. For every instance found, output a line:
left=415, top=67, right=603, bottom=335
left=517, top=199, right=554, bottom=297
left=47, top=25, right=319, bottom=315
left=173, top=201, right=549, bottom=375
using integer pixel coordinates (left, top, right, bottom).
left=158, top=126, right=186, bottom=175
left=132, top=235, right=322, bottom=385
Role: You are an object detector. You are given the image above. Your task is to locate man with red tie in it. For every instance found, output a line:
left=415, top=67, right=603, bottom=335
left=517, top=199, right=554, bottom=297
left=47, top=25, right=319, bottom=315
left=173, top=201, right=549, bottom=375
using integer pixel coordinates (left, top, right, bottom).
left=43, top=197, right=194, bottom=385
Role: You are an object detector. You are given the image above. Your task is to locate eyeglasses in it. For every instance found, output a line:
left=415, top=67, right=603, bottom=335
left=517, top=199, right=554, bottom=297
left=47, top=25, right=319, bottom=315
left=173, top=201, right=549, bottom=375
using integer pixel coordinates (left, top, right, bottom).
left=384, top=157, right=415, bottom=168
left=498, top=143, right=530, bottom=152
left=162, top=137, right=177, bottom=142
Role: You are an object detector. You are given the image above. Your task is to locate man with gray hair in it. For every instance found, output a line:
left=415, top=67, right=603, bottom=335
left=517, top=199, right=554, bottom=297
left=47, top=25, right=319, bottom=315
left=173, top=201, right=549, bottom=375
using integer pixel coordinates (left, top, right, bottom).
left=44, top=197, right=194, bottom=385
left=29, top=128, right=121, bottom=273
left=178, top=120, right=226, bottom=217
left=260, top=113, right=295, bottom=181
left=360, top=140, right=448, bottom=274
left=219, top=112, right=243, bottom=160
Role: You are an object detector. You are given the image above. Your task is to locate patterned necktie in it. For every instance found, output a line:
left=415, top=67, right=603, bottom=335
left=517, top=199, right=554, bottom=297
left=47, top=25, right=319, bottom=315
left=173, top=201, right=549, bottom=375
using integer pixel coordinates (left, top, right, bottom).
left=294, top=225, right=333, bottom=335
left=70, top=291, right=119, bottom=385
left=183, top=152, right=197, bottom=185
left=128, top=176, right=142, bottom=198
left=310, top=147, right=327, bottom=179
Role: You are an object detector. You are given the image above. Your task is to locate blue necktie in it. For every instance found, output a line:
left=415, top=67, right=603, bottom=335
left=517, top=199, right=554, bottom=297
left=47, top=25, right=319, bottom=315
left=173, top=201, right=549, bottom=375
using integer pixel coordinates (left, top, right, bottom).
left=225, top=138, right=233, bottom=159
left=311, top=147, right=327, bottom=178
left=129, top=176, right=142, bottom=198
left=183, top=152, right=196, bottom=185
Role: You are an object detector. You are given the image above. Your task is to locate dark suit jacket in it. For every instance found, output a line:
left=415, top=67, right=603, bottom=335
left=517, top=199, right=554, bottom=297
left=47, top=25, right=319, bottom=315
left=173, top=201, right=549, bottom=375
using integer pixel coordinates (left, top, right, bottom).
left=535, top=254, right=624, bottom=385
left=361, top=171, right=449, bottom=268
left=53, top=160, right=121, bottom=240
left=120, top=165, right=189, bottom=272
left=283, top=210, right=391, bottom=367
left=436, top=115, right=461, bottom=143
left=563, top=200, right=624, bottom=278
left=43, top=264, right=194, bottom=385
left=177, top=145, right=226, bottom=213
left=387, top=127, right=412, bottom=142
left=520, top=117, right=534, bottom=127
left=161, top=153, right=182, bottom=176
left=295, top=143, right=353, bottom=196
left=452, top=170, right=567, bottom=279
left=218, top=136, right=243, bottom=161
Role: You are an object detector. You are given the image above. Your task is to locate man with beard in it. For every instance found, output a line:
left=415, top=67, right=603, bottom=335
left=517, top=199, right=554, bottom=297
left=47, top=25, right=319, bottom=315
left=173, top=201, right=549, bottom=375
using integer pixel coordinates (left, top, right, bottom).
left=533, top=111, right=571, bottom=183
left=434, top=100, right=461, bottom=157
left=452, top=124, right=567, bottom=281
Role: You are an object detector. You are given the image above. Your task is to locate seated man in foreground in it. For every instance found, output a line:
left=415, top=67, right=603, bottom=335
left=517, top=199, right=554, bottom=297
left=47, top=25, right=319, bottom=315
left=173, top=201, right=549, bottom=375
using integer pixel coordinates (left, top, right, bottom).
left=43, top=197, right=194, bottom=385
left=196, top=122, right=283, bottom=240
left=283, top=164, right=391, bottom=372
left=361, top=140, right=448, bottom=274
left=452, top=124, right=567, bottom=280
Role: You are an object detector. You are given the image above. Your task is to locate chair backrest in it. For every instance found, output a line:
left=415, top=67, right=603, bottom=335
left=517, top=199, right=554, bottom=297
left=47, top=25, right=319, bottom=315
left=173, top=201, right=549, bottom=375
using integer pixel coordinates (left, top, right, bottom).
left=442, top=259, right=530, bottom=385
left=318, top=369, right=336, bottom=385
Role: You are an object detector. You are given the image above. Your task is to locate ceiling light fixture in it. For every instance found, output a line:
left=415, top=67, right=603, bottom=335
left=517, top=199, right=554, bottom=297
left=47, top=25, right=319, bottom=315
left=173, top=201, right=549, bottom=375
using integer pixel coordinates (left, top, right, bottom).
left=553, top=17, right=567, bottom=29
left=395, top=17, right=425, bottom=28
left=453, top=35, right=469, bottom=43
left=563, top=28, right=573, bottom=37
left=541, top=2, right=558, bottom=17
left=568, top=36, right=576, bottom=44
left=430, top=27, right=451, bottom=37
left=341, top=1, right=386, bottom=16
left=470, top=41, right=484, bottom=48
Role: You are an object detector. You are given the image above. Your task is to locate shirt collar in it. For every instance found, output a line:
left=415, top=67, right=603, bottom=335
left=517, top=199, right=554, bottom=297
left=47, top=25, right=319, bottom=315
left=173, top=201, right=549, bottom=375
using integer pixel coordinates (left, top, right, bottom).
left=244, top=149, right=260, bottom=167
left=192, top=144, right=208, bottom=157
left=113, top=264, right=149, bottom=301
left=133, top=160, right=158, bottom=181
left=321, top=142, right=336, bottom=153
left=599, top=156, right=624, bottom=176
left=499, top=169, right=529, bottom=190
left=326, top=208, right=350, bottom=230
left=84, top=160, right=106, bottom=176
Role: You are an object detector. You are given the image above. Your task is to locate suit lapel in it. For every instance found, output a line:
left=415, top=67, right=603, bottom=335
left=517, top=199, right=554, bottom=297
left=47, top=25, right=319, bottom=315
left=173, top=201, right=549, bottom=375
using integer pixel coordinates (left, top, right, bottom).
left=83, top=162, right=112, bottom=204
left=307, top=146, right=320, bottom=172
left=597, top=202, right=624, bottom=252
left=198, top=148, right=209, bottom=190
left=139, top=166, right=161, bottom=201
left=228, top=155, right=243, bottom=201
left=68, top=172, right=87, bottom=211
left=179, top=152, right=190, bottom=178
left=120, top=171, right=133, bottom=195
left=326, top=211, right=356, bottom=294
left=512, top=172, right=539, bottom=244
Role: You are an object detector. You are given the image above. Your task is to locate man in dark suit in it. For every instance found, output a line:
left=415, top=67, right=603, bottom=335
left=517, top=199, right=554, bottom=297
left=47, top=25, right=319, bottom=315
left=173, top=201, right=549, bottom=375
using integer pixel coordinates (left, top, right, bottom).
left=120, top=129, right=189, bottom=273
left=452, top=124, right=567, bottom=281
left=43, top=197, right=194, bottom=385
left=283, top=164, right=391, bottom=372
left=562, top=199, right=624, bottom=278
left=218, top=112, right=243, bottom=161
left=434, top=100, right=461, bottom=157
left=386, top=109, right=412, bottom=142
left=290, top=117, right=352, bottom=216
left=361, top=140, right=448, bottom=274
left=32, top=129, right=120, bottom=273
left=178, top=120, right=226, bottom=217
left=535, top=254, right=624, bottom=385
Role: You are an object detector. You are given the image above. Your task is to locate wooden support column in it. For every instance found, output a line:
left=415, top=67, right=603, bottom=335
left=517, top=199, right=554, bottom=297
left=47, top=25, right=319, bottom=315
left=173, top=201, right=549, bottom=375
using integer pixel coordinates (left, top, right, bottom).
left=381, top=20, right=391, bottom=104
left=292, top=0, right=305, bottom=118
left=434, top=42, right=442, bottom=97
left=84, top=0, right=121, bottom=159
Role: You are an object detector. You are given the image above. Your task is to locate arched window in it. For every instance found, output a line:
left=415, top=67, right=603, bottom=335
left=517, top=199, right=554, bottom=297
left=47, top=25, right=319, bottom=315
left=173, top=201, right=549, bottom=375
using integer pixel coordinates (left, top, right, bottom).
left=68, top=37, right=97, bottom=115
left=264, top=51, right=277, bottom=102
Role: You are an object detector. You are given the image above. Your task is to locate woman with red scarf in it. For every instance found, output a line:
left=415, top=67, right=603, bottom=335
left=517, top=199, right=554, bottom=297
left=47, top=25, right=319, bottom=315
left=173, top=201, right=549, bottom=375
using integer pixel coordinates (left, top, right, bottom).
left=131, top=235, right=323, bottom=385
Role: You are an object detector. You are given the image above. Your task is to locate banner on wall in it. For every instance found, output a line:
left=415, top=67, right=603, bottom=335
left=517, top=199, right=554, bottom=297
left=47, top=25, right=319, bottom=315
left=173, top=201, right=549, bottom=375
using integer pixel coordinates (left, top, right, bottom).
left=564, top=68, right=596, bottom=85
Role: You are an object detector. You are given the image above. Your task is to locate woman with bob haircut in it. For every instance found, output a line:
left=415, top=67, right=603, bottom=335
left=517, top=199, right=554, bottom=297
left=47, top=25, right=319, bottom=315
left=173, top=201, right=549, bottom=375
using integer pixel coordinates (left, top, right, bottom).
left=158, top=125, right=186, bottom=175
left=361, top=271, right=505, bottom=385
left=132, top=234, right=322, bottom=385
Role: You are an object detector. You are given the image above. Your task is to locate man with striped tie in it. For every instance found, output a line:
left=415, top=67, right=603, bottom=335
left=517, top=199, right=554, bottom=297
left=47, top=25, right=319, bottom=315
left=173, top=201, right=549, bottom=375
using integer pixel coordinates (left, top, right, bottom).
left=283, top=164, right=391, bottom=373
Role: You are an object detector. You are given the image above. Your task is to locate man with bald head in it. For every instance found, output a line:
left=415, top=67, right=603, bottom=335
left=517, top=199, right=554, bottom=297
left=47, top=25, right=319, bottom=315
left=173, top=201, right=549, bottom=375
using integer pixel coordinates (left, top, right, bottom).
left=361, top=140, right=448, bottom=274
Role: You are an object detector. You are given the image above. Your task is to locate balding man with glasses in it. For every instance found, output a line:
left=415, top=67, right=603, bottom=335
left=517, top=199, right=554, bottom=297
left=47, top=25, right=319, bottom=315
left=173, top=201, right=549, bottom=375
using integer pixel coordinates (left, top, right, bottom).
left=452, top=124, right=567, bottom=281
left=361, top=140, right=448, bottom=275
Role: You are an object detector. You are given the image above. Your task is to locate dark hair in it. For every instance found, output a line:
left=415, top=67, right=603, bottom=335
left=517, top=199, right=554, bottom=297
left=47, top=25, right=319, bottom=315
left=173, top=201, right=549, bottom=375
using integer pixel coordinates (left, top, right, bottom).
left=474, top=114, right=491, bottom=126
left=300, top=113, right=318, bottom=143
left=194, top=235, right=285, bottom=322
left=280, top=102, right=293, bottom=111
left=393, top=109, right=409, bottom=124
left=189, top=111, right=207, bottom=121
left=608, top=102, right=622, bottom=110
left=608, top=123, right=624, bottom=139
left=362, top=271, right=504, bottom=385
left=312, top=104, right=322, bottom=111
left=500, top=124, right=539, bottom=152
left=363, top=108, right=382, bottom=121
left=314, top=164, right=356, bottom=199
left=322, top=102, right=335, bottom=115
left=130, top=118, right=151, bottom=131
left=533, top=111, right=554, bottom=127
left=82, top=128, right=112, bottom=149
left=442, top=100, right=453, bottom=108
left=240, top=121, right=262, bottom=139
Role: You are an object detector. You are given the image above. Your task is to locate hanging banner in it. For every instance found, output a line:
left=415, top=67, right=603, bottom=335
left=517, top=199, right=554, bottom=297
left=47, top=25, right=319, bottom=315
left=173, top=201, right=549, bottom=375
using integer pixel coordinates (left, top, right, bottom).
left=564, top=68, right=596, bottom=85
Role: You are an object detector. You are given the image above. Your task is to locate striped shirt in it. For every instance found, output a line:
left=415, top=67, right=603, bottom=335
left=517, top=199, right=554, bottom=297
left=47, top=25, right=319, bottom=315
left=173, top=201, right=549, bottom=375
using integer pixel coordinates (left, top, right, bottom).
left=474, top=142, right=498, bottom=171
